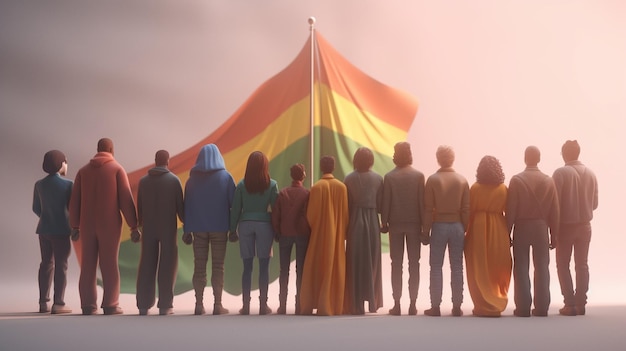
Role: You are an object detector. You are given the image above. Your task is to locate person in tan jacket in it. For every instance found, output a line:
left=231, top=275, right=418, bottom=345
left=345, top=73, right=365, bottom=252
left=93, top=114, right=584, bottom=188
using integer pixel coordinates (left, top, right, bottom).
left=69, top=138, right=139, bottom=315
left=423, top=146, right=470, bottom=317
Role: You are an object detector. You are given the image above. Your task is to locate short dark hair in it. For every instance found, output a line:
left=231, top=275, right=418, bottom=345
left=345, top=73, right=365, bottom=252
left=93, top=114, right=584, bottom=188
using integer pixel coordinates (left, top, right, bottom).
left=290, top=163, right=306, bottom=181
left=320, top=156, right=335, bottom=174
left=353, top=147, right=374, bottom=172
left=155, top=150, right=169, bottom=166
left=97, top=138, right=114, bottom=153
left=562, top=140, right=580, bottom=162
left=393, top=142, right=412, bottom=167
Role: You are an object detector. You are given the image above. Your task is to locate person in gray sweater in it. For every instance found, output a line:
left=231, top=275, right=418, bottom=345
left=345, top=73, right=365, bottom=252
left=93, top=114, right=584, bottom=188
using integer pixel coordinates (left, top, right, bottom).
left=135, top=150, right=184, bottom=315
left=553, top=140, right=598, bottom=316
left=381, top=142, right=425, bottom=316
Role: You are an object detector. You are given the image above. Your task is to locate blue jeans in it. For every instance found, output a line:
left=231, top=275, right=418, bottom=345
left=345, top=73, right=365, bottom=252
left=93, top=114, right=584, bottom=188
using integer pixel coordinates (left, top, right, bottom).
left=429, top=222, right=465, bottom=307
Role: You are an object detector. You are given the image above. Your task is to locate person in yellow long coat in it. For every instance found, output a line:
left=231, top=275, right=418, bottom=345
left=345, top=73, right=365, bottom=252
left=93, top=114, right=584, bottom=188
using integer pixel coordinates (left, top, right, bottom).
left=465, top=155, right=512, bottom=317
left=299, top=156, right=349, bottom=316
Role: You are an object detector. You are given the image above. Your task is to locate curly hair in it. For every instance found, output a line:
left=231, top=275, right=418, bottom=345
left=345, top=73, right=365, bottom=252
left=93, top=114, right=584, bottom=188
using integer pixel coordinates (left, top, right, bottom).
left=476, top=155, right=505, bottom=185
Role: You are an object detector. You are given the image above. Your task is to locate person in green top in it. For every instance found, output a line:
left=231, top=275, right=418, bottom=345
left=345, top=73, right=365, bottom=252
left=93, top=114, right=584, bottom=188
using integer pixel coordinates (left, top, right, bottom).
left=230, top=151, right=279, bottom=315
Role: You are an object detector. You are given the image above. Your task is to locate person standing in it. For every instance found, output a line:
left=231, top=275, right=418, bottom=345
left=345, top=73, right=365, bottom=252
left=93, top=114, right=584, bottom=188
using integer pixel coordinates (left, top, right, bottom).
left=135, top=150, right=184, bottom=316
left=300, top=156, right=349, bottom=316
left=423, top=145, right=469, bottom=317
left=271, top=164, right=310, bottom=315
left=183, top=144, right=235, bottom=315
left=32, top=150, right=73, bottom=314
left=553, top=140, right=598, bottom=316
left=344, top=147, right=383, bottom=315
left=465, top=156, right=512, bottom=317
left=69, top=138, right=139, bottom=315
left=506, top=146, right=559, bottom=317
left=381, top=142, right=425, bottom=316
left=230, top=151, right=278, bottom=315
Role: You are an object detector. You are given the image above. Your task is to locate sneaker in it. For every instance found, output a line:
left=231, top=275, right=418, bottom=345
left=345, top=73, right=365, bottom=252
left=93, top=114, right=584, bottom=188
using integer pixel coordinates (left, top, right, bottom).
left=559, top=306, right=577, bottom=316
left=159, top=308, right=174, bottom=316
left=513, top=309, right=531, bottom=317
left=575, top=305, right=586, bottom=316
left=213, top=304, right=229, bottom=315
left=452, top=307, right=463, bottom=317
left=408, top=304, right=417, bottom=316
left=51, top=304, right=72, bottom=314
left=138, top=308, right=149, bottom=316
left=194, top=304, right=205, bottom=315
left=39, top=302, right=50, bottom=313
left=103, top=306, right=123, bottom=315
left=82, top=307, right=97, bottom=315
left=424, top=307, right=441, bottom=316
left=531, top=309, right=548, bottom=317
left=388, top=303, right=401, bottom=316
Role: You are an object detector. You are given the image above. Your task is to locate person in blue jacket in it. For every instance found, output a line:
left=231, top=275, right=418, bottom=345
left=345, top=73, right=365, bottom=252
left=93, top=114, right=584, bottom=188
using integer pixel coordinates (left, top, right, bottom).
left=183, top=144, right=235, bottom=315
left=32, top=150, right=73, bottom=314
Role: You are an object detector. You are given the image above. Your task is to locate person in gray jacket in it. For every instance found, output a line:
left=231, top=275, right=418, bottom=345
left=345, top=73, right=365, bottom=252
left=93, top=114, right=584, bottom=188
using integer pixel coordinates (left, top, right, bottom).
left=507, top=146, right=559, bottom=317
left=135, top=150, right=184, bottom=315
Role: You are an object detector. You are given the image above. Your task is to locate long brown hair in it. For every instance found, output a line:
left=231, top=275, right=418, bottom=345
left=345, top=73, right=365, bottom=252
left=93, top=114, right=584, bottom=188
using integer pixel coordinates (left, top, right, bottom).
left=244, top=151, right=270, bottom=194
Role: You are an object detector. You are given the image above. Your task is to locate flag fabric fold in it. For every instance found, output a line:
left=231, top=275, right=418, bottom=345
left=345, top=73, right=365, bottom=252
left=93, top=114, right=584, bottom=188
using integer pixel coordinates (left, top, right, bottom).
left=115, top=32, right=418, bottom=295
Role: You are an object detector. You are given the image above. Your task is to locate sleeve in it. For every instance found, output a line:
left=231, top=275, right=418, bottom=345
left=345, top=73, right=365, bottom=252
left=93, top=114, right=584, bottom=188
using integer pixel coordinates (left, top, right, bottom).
left=422, top=177, right=434, bottom=236
left=271, top=192, right=282, bottom=234
left=32, top=182, right=42, bottom=217
left=137, top=180, right=144, bottom=227
left=117, top=168, right=138, bottom=229
left=380, top=175, right=391, bottom=226
left=460, top=180, right=470, bottom=231
left=229, top=184, right=243, bottom=233
left=506, top=177, right=518, bottom=234
left=176, top=178, right=185, bottom=223
left=69, top=171, right=82, bottom=229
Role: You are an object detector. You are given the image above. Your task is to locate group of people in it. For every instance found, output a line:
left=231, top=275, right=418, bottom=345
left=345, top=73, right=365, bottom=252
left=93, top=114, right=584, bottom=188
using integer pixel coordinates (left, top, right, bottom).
left=32, top=137, right=597, bottom=318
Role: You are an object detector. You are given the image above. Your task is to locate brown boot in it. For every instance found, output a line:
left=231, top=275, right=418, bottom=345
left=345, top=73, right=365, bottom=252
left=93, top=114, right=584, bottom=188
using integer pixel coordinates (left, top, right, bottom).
left=259, top=298, right=272, bottom=315
left=213, top=303, right=229, bottom=315
left=389, top=301, right=401, bottom=316
left=408, top=301, right=417, bottom=316
left=424, top=307, right=441, bottom=316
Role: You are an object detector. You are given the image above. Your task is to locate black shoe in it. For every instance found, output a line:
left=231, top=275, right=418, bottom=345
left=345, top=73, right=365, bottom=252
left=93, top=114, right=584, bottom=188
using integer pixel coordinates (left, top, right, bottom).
left=389, top=303, right=401, bottom=316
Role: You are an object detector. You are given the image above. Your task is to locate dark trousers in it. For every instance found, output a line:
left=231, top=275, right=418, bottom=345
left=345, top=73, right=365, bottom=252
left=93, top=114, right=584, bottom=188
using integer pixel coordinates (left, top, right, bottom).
left=556, top=222, right=591, bottom=308
left=136, top=231, right=178, bottom=309
left=388, top=229, right=421, bottom=301
left=38, top=234, right=71, bottom=306
left=512, top=220, right=550, bottom=313
left=278, top=235, right=309, bottom=305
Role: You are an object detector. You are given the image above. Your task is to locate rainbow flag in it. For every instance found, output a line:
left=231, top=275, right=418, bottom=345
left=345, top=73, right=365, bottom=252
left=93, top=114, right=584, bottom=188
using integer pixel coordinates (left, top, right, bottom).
left=118, top=33, right=418, bottom=295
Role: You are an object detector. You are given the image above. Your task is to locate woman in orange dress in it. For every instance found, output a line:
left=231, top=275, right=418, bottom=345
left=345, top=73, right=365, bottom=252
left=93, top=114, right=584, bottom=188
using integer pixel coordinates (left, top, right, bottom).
left=465, top=155, right=512, bottom=317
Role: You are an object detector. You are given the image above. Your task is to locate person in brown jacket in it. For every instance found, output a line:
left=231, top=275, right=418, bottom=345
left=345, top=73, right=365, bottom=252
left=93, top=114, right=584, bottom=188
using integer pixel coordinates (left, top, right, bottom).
left=423, top=145, right=470, bottom=317
left=271, top=164, right=310, bottom=314
left=69, top=138, right=140, bottom=315
left=135, top=150, right=184, bottom=316
left=506, top=146, right=559, bottom=317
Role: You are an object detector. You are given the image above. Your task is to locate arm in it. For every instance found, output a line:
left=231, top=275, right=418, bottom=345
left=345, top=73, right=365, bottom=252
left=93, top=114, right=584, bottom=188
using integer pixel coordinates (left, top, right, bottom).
left=117, top=169, right=138, bottom=230
left=33, top=182, right=42, bottom=217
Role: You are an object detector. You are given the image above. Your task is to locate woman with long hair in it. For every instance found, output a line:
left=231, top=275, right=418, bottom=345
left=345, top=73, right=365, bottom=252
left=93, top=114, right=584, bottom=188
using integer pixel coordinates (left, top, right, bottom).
left=230, top=151, right=279, bottom=315
left=465, top=155, right=512, bottom=317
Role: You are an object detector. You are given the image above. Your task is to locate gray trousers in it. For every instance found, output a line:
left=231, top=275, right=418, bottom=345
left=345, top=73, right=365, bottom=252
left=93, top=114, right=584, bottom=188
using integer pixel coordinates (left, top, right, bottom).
left=512, top=220, right=550, bottom=313
left=389, top=228, right=421, bottom=301
left=556, top=222, right=591, bottom=308
left=136, top=231, right=178, bottom=309
left=429, top=222, right=465, bottom=308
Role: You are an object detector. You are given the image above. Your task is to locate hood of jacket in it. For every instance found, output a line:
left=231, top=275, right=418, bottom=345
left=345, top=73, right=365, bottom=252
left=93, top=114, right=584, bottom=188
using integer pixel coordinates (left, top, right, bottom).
left=191, top=144, right=226, bottom=173
left=89, top=152, right=115, bottom=168
left=148, top=166, right=170, bottom=176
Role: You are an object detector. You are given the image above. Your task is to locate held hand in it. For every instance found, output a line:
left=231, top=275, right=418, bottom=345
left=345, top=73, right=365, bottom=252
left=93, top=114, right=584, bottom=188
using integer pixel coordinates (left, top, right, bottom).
left=380, top=224, right=389, bottom=234
left=420, top=232, right=430, bottom=246
left=274, top=232, right=281, bottom=242
left=130, top=229, right=141, bottom=243
left=549, top=236, right=557, bottom=250
left=70, top=228, right=80, bottom=241
left=182, top=232, right=193, bottom=245
left=228, top=231, right=239, bottom=243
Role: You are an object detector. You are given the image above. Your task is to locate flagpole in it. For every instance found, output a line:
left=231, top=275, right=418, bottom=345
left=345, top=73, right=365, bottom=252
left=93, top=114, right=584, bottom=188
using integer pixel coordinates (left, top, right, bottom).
left=308, top=16, right=316, bottom=188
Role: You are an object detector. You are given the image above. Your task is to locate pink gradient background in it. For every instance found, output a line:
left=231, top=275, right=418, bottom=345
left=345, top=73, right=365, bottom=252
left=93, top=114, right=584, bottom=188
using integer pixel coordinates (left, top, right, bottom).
left=0, top=1, right=624, bottom=311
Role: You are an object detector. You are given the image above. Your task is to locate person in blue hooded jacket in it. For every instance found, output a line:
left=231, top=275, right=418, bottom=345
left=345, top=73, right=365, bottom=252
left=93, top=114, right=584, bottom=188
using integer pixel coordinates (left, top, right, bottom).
left=183, top=144, right=235, bottom=315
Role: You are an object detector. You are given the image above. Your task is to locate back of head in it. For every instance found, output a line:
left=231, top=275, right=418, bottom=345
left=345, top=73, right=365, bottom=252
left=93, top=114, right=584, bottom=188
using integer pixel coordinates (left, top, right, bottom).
left=561, top=140, right=580, bottom=162
left=97, top=138, right=114, bottom=154
left=155, top=150, right=170, bottom=167
left=320, top=156, right=335, bottom=174
left=524, top=146, right=540, bottom=166
left=436, top=145, right=455, bottom=168
left=353, top=147, right=374, bottom=172
left=476, top=155, right=505, bottom=185
left=393, top=141, right=412, bottom=167
left=290, top=163, right=306, bottom=181
left=244, top=151, right=270, bottom=194
left=43, top=150, right=66, bottom=174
